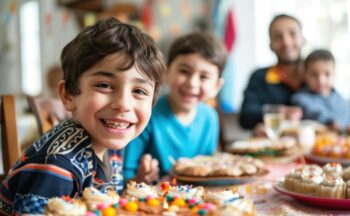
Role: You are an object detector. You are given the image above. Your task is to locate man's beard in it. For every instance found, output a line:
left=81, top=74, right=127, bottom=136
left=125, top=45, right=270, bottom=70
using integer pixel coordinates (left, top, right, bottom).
left=277, top=55, right=301, bottom=65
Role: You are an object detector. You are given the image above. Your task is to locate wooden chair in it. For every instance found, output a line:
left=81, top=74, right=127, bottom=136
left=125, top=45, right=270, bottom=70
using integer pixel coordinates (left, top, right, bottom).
left=0, top=95, right=21, bottom=181
left=26, top=96, right=71, bottom=136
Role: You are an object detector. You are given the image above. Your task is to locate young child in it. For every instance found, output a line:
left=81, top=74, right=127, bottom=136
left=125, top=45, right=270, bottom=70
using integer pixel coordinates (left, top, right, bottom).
left=292, top=49, right=350, bottom=131
left=123, top=32, right=227, bottom=183
left=0, top=17, right=165, bottom=215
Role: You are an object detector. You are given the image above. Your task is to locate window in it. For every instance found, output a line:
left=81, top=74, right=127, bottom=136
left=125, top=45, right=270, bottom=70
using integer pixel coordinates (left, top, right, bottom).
left=19, top=0, right=41, bottom=96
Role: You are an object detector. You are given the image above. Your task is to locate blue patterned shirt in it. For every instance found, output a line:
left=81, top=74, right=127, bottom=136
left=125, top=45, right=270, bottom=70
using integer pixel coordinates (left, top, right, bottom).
left=0, top=119, right=123, bottom=215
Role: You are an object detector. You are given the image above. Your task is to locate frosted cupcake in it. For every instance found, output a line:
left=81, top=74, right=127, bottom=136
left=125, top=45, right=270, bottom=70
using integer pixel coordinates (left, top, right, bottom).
left=316, top=173, right=346, bottom=199
left=346, top=180, right=350, bottom=199
left=342, top=166, right=350, bottom=181
left=284, top=167, right=303, bottom=191
left=45, top=197, right=86, bottom=216
left=125, top=181, right=158, bottom=199
left=82, top=187, right=119, bottom=210
left=204, top=189, right=240, bottom=205
left=304, top=164, right=323, bottom=176
left=294, top=172, right=323, bottom=195
left=323, top=163, right=342, bottom=175
left=167, top=185, right=204, bottom=199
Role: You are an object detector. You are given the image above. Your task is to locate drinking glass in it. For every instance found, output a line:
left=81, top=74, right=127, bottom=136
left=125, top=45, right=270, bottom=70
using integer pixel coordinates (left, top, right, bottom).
left=263, top=104, right=285, bottom=140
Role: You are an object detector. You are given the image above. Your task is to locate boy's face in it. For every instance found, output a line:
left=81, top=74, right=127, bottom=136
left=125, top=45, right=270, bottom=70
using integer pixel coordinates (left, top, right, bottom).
left=59, top=53, right=155, bottom=153
left=270, top=18, right=304, bottom=64
left=165, top=53, right=223, bottom=114
left=305, top=60, right=335, bottom=96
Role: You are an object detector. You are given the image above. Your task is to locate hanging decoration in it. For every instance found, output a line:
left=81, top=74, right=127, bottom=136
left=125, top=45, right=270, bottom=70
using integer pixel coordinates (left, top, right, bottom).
left=224, top=10, right=236, bottom=53
left=160, top=3, right=171, bottom=17
left=44, top=13, right=53, bottom=36
left=62, top=10, right=70, bottom=24
left=170, top=23, right=181, bottom=37
left=212, top=0, right=237, bottom=112
left=84, top=13, right=96, bottom=27
left=141, top=0, right=153, bottom=31
left=149, top=26, right=161, bottom=42
left=181, top=0, right=191, bottom=20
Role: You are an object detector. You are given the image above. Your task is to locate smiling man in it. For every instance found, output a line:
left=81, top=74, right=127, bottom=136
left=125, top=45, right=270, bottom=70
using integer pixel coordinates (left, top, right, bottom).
left=239, top=14, right=304, bottom=133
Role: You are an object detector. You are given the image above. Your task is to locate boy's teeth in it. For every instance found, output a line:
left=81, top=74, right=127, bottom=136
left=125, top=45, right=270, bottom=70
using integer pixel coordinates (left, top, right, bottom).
left=104, top=120, right=129, bottom=129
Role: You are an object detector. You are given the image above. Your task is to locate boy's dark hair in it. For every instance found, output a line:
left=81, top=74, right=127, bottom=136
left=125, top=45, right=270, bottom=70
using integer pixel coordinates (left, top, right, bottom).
left=167, top=32, right=227, bottom=77
left=61, top=17, right=165, bottom=101
left=269, top=14, right=302, bottom=37
left=305, top=49, right=335, bottom=70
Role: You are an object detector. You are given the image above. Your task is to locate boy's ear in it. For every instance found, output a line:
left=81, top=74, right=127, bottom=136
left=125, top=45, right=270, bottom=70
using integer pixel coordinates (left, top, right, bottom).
left=58, top=80, right=76, bottom=111
left=212, top=78, right=225, bottom=98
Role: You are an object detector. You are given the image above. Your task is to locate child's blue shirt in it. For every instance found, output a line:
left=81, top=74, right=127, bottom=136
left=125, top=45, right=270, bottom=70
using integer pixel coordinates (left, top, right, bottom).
left=123, top=95, right=219, bottom=180
left=0, top=119, right=123, bottom=215
left=292, top=87, right=350, bottom=130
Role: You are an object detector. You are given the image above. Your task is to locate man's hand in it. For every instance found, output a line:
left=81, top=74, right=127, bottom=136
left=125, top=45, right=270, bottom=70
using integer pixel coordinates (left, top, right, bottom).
left=134, top=154, right=159, bottom=184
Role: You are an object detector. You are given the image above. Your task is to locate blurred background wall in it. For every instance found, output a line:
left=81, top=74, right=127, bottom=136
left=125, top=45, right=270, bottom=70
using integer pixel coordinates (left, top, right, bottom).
left=0, top=0, right=349, bottom=113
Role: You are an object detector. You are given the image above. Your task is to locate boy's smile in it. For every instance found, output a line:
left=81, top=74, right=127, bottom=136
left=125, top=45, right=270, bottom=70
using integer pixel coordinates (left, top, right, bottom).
left=59, top=53, right=155, bottom=159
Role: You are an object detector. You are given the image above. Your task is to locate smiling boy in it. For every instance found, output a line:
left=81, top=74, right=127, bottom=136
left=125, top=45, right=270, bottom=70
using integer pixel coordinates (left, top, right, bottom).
left=123, top=32, right=227, bottom=183
left=0, top=17, right=165, bottom=215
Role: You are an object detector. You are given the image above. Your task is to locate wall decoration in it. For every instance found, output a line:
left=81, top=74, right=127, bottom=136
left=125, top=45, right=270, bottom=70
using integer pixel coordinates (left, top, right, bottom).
left=160, top=3, right=171, bottom=17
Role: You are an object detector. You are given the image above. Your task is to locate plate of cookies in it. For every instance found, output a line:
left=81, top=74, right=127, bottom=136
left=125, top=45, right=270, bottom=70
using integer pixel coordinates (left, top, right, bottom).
left=171, top=153, right=269, bottom=185
left=274, top=163, right=350, bottom=209
left=227, top=137, right=302, bottom=164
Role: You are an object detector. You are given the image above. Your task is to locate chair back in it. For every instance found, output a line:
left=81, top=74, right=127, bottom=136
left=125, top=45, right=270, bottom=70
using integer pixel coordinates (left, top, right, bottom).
left=0, top=95, right=20, bottom=181
left=26, top=96, right=71, bottom=135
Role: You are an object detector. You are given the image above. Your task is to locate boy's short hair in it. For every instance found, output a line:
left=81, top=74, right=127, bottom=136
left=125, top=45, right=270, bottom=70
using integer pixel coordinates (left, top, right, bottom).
left=167, top=32, right=227, bottom=77
left=305, top=49, right=335, bottom=70
left=61, top=17, right=165, bottom=100
left=269, top=14, right=302, bottom=37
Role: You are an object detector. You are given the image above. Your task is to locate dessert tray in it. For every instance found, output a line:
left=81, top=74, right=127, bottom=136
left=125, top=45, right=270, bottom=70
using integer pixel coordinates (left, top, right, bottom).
left=305, top=154, right=350, bottom=166
left=171, top=169, right=268, bottom=186
left=171, top=153, right=269, bottom=185
left=274, top=182, right=350, bottom=210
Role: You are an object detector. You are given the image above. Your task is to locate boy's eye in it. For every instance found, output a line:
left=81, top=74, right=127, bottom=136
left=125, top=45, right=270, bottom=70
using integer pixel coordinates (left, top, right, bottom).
left=179, top=69, right=190, bottom=75
left=200, top=75, right=210, bottom=80
left=133, top=88, right=147, bottom=95
left=96, top=82, right=113, bottom=89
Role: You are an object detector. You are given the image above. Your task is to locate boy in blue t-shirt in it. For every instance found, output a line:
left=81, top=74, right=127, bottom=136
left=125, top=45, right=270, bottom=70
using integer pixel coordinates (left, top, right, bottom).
left=292, top=49, right=350, bottom=131
left=0, top=17, right=165, bottom=215
left=124, top=32, right=227, bottom=183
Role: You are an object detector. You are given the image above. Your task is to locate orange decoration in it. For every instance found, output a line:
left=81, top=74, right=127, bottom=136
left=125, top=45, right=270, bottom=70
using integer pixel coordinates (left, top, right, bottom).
left=160, top=181, right=171, bottom=192
left=171, top=178, right=177, bottom=186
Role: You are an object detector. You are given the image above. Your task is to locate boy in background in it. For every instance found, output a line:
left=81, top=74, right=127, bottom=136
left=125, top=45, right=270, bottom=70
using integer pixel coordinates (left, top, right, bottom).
left=292, top=49, right=350, bottom=131
left=0, top=17, right=165, bottom=215
left=123, top=32, right=227, bottom=183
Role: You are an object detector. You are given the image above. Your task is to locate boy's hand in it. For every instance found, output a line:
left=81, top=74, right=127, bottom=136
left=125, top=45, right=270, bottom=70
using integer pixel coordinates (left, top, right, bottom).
left=134, top=154, right=159, bottom=184
left=253, top=123, right=267, bottom=137
left=284, top=106, right=303, bottom=122
left=328, top=121, right=340, bottom=132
